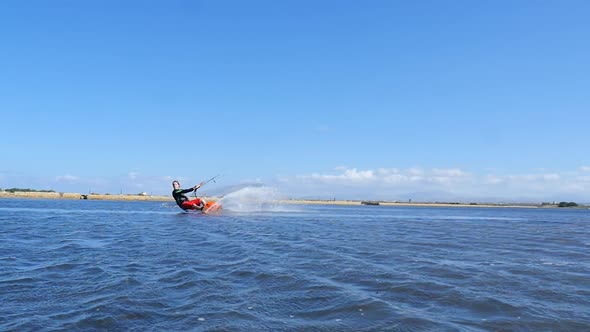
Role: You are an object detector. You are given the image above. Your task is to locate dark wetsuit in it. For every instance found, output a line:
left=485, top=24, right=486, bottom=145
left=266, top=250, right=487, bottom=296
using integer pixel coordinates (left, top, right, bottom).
left=173, top=187, right=205, bottom=210
left=172, top=188, right=195, bottom=208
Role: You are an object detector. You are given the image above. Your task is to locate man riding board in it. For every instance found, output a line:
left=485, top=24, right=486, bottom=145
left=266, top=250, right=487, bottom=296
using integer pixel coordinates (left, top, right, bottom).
left=172, top=180, right=207, bottom=210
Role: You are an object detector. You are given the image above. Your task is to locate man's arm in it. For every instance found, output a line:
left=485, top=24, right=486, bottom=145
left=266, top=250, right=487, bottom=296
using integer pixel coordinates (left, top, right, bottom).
left=179, top=183, right=203, bottom=194
left=179, top=188, right=195, bottom=194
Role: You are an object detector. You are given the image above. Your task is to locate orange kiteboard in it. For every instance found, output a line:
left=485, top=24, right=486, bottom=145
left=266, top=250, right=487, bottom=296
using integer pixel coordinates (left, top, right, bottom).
left=202, top=201, right=222, bottom=214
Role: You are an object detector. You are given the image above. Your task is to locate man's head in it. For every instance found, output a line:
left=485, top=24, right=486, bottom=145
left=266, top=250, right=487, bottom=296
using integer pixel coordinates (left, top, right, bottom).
left=172, top=180, right=180, bottom=189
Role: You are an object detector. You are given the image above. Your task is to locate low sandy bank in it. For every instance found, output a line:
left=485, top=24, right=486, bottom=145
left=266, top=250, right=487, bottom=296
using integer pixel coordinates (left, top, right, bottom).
left=278, top=199, right=545, bottom=208
left=0, top=191, right=173, bottom=201
left=0, top=191, right=569, bottom=208
left=0, top=191, right=226, bottom=202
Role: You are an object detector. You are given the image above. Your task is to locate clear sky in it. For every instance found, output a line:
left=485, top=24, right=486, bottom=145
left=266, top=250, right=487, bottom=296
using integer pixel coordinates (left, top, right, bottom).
left=1, top=1, right=589, bottom=202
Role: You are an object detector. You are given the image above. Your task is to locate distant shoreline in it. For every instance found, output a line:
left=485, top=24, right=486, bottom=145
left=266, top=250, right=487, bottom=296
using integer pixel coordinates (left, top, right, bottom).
left=0, top=191, right=173, bottom=202
left=1, top=191, right=585, bottom=209
left=278, top=200, right=570, bottom=209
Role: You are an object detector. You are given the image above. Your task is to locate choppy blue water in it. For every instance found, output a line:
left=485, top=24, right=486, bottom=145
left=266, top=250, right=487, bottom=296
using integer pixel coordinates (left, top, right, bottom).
left=1, top=199, right=589, bottom=331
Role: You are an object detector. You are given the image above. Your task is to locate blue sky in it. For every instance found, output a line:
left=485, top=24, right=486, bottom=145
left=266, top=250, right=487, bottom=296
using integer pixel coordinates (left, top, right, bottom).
left=1, top=1, right=589, bottom=202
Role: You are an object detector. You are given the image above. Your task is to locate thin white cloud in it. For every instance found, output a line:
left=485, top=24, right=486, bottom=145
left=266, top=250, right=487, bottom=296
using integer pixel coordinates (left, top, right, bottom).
left=506, top=173, right=560, bottom=182
left=407, top=168, right=424, bottom=176
left=580, top=166, right=590, bottom=172
left=240, top=178, right=263, bottom=184
left=296, top=167, right=470, bottom=187
left=56, top=175, right=79, bottom=182
left=432, top=168, right=469, bottom=177
left=1, top=173, right=196, bottom=196
left=483, top=175, right=504, bottom=185
left=377, top=168, right=400, bottom=175
left=302, top=168, right=376, bottom=183
left=383, top=173, right=406, bottom=184
left=299, top=167, right=470, bottom=184
left=279, top=167, right=590, bottom=202
left=543, top=174, right=560, bottom=181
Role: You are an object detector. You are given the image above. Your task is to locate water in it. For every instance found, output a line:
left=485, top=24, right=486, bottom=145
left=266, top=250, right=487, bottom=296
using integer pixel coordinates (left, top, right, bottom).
left=1, top=198, right=589, bottom=331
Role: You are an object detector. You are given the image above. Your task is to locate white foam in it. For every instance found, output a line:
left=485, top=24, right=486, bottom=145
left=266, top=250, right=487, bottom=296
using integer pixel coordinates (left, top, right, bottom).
left=217, top=186, right=300, bottom=213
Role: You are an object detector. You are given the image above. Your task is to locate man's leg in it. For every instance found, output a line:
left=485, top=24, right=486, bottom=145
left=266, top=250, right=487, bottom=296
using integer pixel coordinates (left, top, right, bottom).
left=181, top=198, right=203, bottom=210
left=189, top=198, right=205, bottom=209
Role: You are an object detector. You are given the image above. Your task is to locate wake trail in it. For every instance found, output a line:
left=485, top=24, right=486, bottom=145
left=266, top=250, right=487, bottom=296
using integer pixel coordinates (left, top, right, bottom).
left=215, top=186, right=301, bottom=213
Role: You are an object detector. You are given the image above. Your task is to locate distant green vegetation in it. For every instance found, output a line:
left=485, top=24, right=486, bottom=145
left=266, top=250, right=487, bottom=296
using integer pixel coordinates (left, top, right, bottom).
left=558, top=201, right=578, bottom=207
left=2, top=188, right=56, bottom=193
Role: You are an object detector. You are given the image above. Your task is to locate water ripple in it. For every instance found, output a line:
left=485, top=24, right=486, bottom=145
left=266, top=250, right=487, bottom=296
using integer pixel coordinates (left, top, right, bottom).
left=1, top=199, right=589, bottom=330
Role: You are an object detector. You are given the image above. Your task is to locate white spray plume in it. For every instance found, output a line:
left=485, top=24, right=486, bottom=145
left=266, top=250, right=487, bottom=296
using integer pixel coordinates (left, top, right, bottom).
left=216, top=186, right=298, bottom=213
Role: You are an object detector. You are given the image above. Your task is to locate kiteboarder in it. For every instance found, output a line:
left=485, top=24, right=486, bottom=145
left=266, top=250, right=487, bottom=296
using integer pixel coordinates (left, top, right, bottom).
left=172, top=180, right=207, bottom=210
